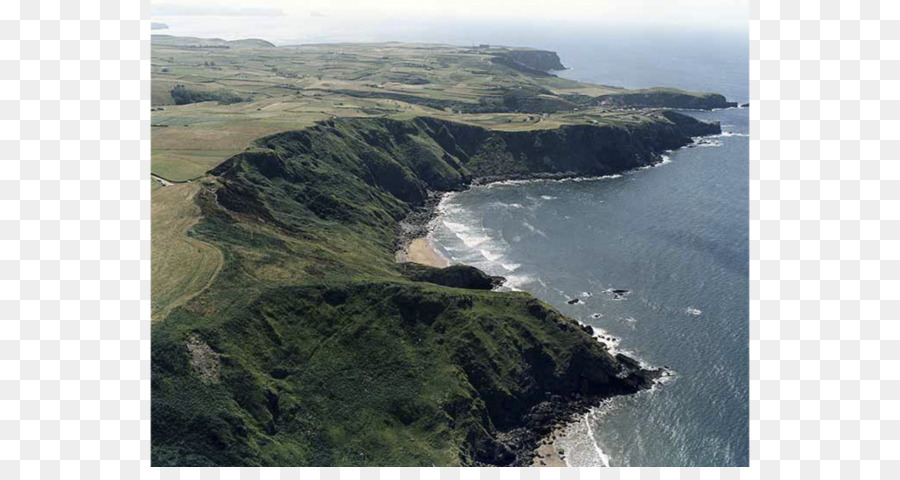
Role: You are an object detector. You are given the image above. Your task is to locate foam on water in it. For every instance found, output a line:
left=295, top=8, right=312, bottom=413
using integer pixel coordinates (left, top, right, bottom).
left=427, top=107, right=748, bottom=467
left=484, top=173, right=624, bottom=188
left=442, top=220, right=469, bottom=233
left=716, top=131, right=749, bottom=137
left=555, top=400, right=619, bottom=467
left=457, top=233, right=490, bottom=248
left=637, top=154, right=672, bottom=170
left=522, top=221, right=547, bottom=237
left=501, top=274, right=535, bottom=291
left=479, top=249, right=503, bottom=262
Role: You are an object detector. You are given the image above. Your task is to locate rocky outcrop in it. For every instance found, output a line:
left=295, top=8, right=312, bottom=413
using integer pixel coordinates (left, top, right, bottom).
left=400, top=263, right=505, bottom=290
left=491, top=50, right=566, bottom=76
left=507, top=50, right=566, bottom=71
left=596, top=89, right=737, bottom=110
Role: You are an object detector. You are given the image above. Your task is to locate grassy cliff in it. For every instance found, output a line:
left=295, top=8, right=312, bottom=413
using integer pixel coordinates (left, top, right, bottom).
left=151, top=36, right=737, bottom=182
left=152, top=113, right=717, bottom=466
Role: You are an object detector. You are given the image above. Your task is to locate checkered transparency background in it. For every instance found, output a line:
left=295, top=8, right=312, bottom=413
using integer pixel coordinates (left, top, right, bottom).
left=1, top=0, right=895, bottom=478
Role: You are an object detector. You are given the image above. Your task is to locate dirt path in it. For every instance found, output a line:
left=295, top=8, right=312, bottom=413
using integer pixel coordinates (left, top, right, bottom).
left=151, top=182, right=224, bottom=322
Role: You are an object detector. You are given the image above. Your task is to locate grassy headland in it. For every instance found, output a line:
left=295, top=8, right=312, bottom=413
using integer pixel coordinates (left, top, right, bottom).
left=151, top=36, right=726, bottom=466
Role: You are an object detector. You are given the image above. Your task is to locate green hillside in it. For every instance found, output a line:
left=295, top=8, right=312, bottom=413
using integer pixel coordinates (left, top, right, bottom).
left=152, top=112, right=718, bottom=466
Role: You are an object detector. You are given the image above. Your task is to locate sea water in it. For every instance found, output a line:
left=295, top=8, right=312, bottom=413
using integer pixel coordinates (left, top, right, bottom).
left=428, top=37, right=749, bottom=467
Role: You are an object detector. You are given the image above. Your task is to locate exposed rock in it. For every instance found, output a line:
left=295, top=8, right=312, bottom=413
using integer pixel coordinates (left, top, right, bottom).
left=400, top=263, right=505, bottom=290
left=186, top=333, right=220, bottom=383
left=597, top=90, right=737, bottom=110
left=490, top=50, right=566, bottom=76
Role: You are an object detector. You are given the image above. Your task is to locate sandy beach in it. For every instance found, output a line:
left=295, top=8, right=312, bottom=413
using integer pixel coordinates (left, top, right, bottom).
left=532, top=430, right=568, bottom=467
left=396, top=237, right=450, bottom=268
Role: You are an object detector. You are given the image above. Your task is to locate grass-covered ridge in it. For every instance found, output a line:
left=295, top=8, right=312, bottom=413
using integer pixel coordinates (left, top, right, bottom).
left=152, top=114, right=718, bottom=466
left=151, top=36, right=736, bottom=181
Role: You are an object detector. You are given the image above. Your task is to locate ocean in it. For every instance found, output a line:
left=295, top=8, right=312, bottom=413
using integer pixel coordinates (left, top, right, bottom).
left=428, top=37, right=749, bottom=466
left=154, top=16, right=749, bottom=466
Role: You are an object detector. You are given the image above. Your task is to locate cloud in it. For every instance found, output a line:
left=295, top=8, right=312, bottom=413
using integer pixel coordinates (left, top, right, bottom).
left=152, top=4, right=285, bottom=17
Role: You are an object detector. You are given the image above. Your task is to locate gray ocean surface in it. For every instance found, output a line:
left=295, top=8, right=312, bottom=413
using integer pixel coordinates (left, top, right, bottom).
left=427, top=33, right=749, bottom=467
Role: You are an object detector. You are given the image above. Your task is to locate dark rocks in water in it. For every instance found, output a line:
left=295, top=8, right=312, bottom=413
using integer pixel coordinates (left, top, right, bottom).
left=740, top=102, right=750, bottom=108
left=400, top=263, right=505, bottom=290
left=590, top=313, right=603, bottom=319
left=616, top=353, right=643, bottom=371
left=580, top=324, right=594, bottom=336
left=615, top=354, right=665, bottom=389
left=607, top=288, right=630, bottom=300
left=567, top=298, right=582, bottom=305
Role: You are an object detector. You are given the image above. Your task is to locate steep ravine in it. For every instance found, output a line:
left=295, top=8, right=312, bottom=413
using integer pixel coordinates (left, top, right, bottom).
left=152, top=113, right=720, bottom=467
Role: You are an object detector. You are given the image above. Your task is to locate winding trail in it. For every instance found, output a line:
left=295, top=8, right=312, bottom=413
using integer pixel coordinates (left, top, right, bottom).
left=151, top=182, right=224, bottom=322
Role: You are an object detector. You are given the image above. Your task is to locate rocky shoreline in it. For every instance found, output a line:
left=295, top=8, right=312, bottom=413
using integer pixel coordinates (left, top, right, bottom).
left=392, top=157, right=685, bottom=467
left=394, top=151, right=680, bottom=263
left=497, top=365, right=666, bottom=466
left=206, top=112, right=718, bottom=467
left=391, top=122, right=721, bottom=466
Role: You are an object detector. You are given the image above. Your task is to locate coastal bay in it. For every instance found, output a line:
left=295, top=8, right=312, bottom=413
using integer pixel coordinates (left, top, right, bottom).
left=151, top=35, right=738, bottom=467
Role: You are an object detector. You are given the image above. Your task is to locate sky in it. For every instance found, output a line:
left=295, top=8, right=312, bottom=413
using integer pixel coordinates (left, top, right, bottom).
left=152, top=0, right=749, bottom=39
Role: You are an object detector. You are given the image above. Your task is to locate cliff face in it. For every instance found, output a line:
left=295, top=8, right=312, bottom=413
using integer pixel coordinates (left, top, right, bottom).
left=504, top=50, right=566, bottom=71
left=491, top=50, right=566, bottom=76
left=206, top=113, right=718, bottom=241
left=597, top=90, right=738, bottom=110
left=152, top=113, right=718, bottom=467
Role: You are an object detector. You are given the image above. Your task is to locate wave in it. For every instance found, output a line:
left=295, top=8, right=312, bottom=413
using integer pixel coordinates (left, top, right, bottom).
left=442, top=220, right=468, bottom=233
left=558, top=365, right=676, bottom=467
left=479, top=249, right=503, bottom=262
left=456, top=232, right=490, bottom=248
left=501, top=262, right=521, bottom=272
left=716, top=131, right=749, bottom=137
left=637, top=154, right=672, bottom=170
left=484, top=174, right=623, bottom=188
left=435, top=191, right=458, bottom=213
left=689, top=137, right=723, bottom=148
left=522, top=221, right=547, bottom=237
left=555, top=400, right=617, bottom=467
left=501, top=274, right=535, bottom=291
left=584, top=411, right=611, bottom=467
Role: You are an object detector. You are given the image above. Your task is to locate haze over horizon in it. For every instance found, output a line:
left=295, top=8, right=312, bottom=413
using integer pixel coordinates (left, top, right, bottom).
left=152, top=0, right=748, bottom=45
